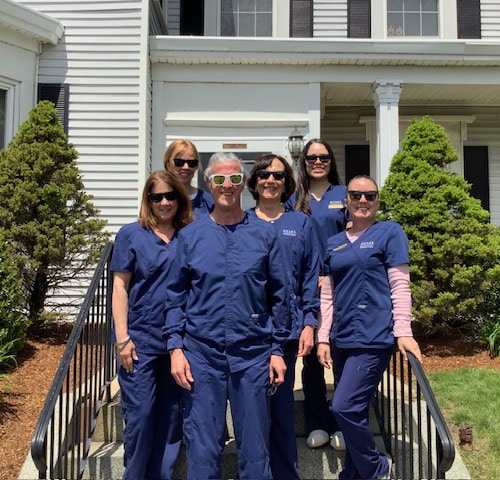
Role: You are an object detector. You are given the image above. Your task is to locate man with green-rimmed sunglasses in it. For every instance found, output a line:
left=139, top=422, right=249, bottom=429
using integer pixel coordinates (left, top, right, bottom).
left=164, top=151, right=290, bottom=480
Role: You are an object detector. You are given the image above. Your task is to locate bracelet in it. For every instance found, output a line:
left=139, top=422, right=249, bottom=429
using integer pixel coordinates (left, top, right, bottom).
left=115, top=336, right=130, bottom=347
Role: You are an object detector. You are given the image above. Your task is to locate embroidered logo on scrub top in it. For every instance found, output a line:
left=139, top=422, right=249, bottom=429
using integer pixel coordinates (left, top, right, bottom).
left=360, top=241, right=374, bottom=249
left=333, top=243, right=348, bottom=251
left=282, top=229, right=297, bottom=237
left=328, top=201, right=343, bottom=209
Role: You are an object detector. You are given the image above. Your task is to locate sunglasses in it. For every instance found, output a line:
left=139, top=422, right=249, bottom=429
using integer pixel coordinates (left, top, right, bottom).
left=256, top=170, right=287, bottom=181
left=305, top=154, right=331, bottom=164
left=208, top=173, right=245, bottom=186
left=348, top=190, right=378, bottom=201
left=174, top=158, right=198, bottom=168
left=148, top=191, right=178, bottom=203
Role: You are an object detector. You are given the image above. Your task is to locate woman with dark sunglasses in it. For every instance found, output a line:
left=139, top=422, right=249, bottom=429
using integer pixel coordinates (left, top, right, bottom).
left=163, top=139, right=214, bottom=217
left=286, top=138, right=347, bottom=451
left=110, top=170, right=192, bottom=480
left=246, top=153, right=321, bottom=480
left=317, top=175, right=422, bottom=480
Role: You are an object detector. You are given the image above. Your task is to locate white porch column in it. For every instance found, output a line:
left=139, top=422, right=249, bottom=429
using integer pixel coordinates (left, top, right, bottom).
left=372, top=80, right=402, bottom=187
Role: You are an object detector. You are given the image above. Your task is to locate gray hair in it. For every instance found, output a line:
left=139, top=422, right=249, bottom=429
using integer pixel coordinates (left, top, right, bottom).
left=204, top=152, right=245, bottom=179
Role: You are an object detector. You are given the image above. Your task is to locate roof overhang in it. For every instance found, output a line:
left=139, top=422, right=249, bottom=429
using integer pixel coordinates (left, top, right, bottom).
left=150, top=36, right=500, bottom=67
left=0, top=0, right=63, bottom=45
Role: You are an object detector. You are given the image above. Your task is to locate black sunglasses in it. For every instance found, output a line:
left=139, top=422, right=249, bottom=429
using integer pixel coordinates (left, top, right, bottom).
left=348, top=190, right=378, bottom=201
left=256, top=170, right=287, bottom=181
left=305, top=154, right=331, bottom=164
left=149, top=191, right=178, bottom=203
left=174, top=158, right=198, bottom=168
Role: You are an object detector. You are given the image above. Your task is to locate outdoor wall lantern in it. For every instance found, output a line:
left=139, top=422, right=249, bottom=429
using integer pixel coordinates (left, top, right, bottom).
left=286, top=126, right=305, bottom=166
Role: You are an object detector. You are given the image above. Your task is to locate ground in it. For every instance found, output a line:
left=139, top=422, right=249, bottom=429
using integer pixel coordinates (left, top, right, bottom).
left=0, top=331, right=499, bottom=480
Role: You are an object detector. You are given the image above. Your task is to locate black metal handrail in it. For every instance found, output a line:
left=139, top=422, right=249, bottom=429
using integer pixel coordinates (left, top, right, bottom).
left=31, top=242, right=116, bottom=480
left=374, top=349, right=456, bottom=479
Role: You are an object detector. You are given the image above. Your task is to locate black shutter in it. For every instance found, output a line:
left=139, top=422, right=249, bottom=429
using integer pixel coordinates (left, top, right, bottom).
left=348, top=0, right=371, bottom=38
left=181, top=0, right=204, bottom=35
left=37, top=83, right=69, bottom=135
left=464, top=146, right=489, bottom=212
left=457, top=0, right=481, bottom=39
left=345, top=145, right=370, bottom=184
left=290, top=0, right=313, bottom=38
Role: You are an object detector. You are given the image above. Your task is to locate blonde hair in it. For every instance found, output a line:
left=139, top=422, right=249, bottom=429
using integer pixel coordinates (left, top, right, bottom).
left=163, top=139, right=200, bottom=172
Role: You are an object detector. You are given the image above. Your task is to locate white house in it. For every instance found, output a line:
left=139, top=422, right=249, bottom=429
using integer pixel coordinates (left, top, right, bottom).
left=2, top=0, right=500, bottom=231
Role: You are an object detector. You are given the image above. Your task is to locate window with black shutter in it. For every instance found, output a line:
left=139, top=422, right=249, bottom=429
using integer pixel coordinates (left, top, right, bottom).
left=348, top=0, right=371, bottom=38
left=457, top=0, right=481, bottom=39
left=37, top=84, right=69, bottom=135
left=290, top=0, right=312, bottom=38
left=464, top=146, right=489, bottom=212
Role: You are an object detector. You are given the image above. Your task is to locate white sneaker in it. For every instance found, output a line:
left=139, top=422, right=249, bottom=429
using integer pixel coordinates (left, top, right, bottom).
left=306, top=429, right=330, bottom=448
left=330, top=431, right=346, bottom=450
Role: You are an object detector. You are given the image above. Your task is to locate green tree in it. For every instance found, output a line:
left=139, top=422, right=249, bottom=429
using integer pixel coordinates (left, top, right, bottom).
left=0, top=101, right=110, bottom=329
left=379, top=116, right=500, bottom=335
left=0, top=231, right=28, bottom=356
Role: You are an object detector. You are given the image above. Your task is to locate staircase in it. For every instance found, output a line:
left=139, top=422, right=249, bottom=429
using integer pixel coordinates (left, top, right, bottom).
left=83, top=365, right=385, bottom=480
left=23, top=244, right=466, bottom=480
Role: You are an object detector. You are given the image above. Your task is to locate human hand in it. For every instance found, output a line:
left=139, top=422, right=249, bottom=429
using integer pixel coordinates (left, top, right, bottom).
left=316, top=342, right=332, bottom=369
left=269, top=354, right=287, bottom=386
left=116, top=339, right=138, bottom=373
left=297, top=326, right=315, bottom=357
left=397, top=336, right=423, bottom=363
left=169, top=348, right=194, bottom=390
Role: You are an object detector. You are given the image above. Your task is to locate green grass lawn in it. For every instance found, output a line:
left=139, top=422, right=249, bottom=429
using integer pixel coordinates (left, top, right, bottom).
left=427, top=368, right=500, bottom=480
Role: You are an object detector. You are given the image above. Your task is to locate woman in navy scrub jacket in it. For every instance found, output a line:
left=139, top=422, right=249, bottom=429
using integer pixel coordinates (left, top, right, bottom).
left=111, top=170, right=192, bottom=480
left=163, top=139, right=214, bottom=217
left=317, top=175, right=422, bottom=480
left=247, top=154, right=320, bottom=480
left=164, top=152, right=289, bottom=480
left=287, top=138, right=347, bottom=450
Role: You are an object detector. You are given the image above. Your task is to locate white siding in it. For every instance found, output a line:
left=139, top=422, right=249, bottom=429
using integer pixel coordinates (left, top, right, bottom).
left=481, top=0, right=500, bottom=40
left=18, top=0, right=146, bottom=234
left=313, top=0, right=347, bottom=38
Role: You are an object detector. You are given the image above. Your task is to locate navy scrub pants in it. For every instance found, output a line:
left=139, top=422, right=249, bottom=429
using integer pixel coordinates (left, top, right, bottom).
left=270, top=340, right=301, bottom=480
left=183, top=349, right=273, bottom=480
left=118, top=352, right=183, bottom=480
left=302, top=343, right=336, bottom=434
left=331, top=347, right=392, bottom=480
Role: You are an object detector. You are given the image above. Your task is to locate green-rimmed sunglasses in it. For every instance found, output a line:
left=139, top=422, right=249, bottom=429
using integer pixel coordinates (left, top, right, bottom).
left=208, top=173, right=245, bottom=186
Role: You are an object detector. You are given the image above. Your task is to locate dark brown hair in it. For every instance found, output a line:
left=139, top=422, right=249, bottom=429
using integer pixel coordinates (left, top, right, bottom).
left=294, top=138, right=342, bottom=214
left=247, top=154, right=296, bottom=203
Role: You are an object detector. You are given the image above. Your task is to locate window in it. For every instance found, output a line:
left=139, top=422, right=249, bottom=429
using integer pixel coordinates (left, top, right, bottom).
left=387, top=0, right=438, bottom=37
left=221, top=0, right=272, bottom=36
left=0, top=89, right=5, bottom=150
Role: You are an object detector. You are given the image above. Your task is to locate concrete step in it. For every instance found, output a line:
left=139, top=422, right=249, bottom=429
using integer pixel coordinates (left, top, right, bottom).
left=84, top=436, right=383, bottom=480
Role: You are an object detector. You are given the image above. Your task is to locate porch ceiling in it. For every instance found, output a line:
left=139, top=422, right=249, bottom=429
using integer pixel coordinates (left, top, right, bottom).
left=322, top=83, right=500, bottom=107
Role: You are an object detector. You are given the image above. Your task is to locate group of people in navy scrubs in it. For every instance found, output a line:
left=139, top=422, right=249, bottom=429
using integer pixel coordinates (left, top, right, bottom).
left=111, top=136, right=422, bottom=480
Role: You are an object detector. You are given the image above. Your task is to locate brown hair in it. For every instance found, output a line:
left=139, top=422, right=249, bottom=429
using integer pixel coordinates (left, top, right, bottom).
left=163, top=139, right=200, bottom=171
left=139, top=170, right=192, bottom=230
left=247, top=154, right=295, bottom=203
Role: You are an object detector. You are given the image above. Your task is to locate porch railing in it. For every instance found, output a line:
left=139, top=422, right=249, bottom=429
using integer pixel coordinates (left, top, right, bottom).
left=29, top=240, right=456, bottom=479
left=374, top=349, right=456, bottom=479
left=30, top=242, right=116, bottom=479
